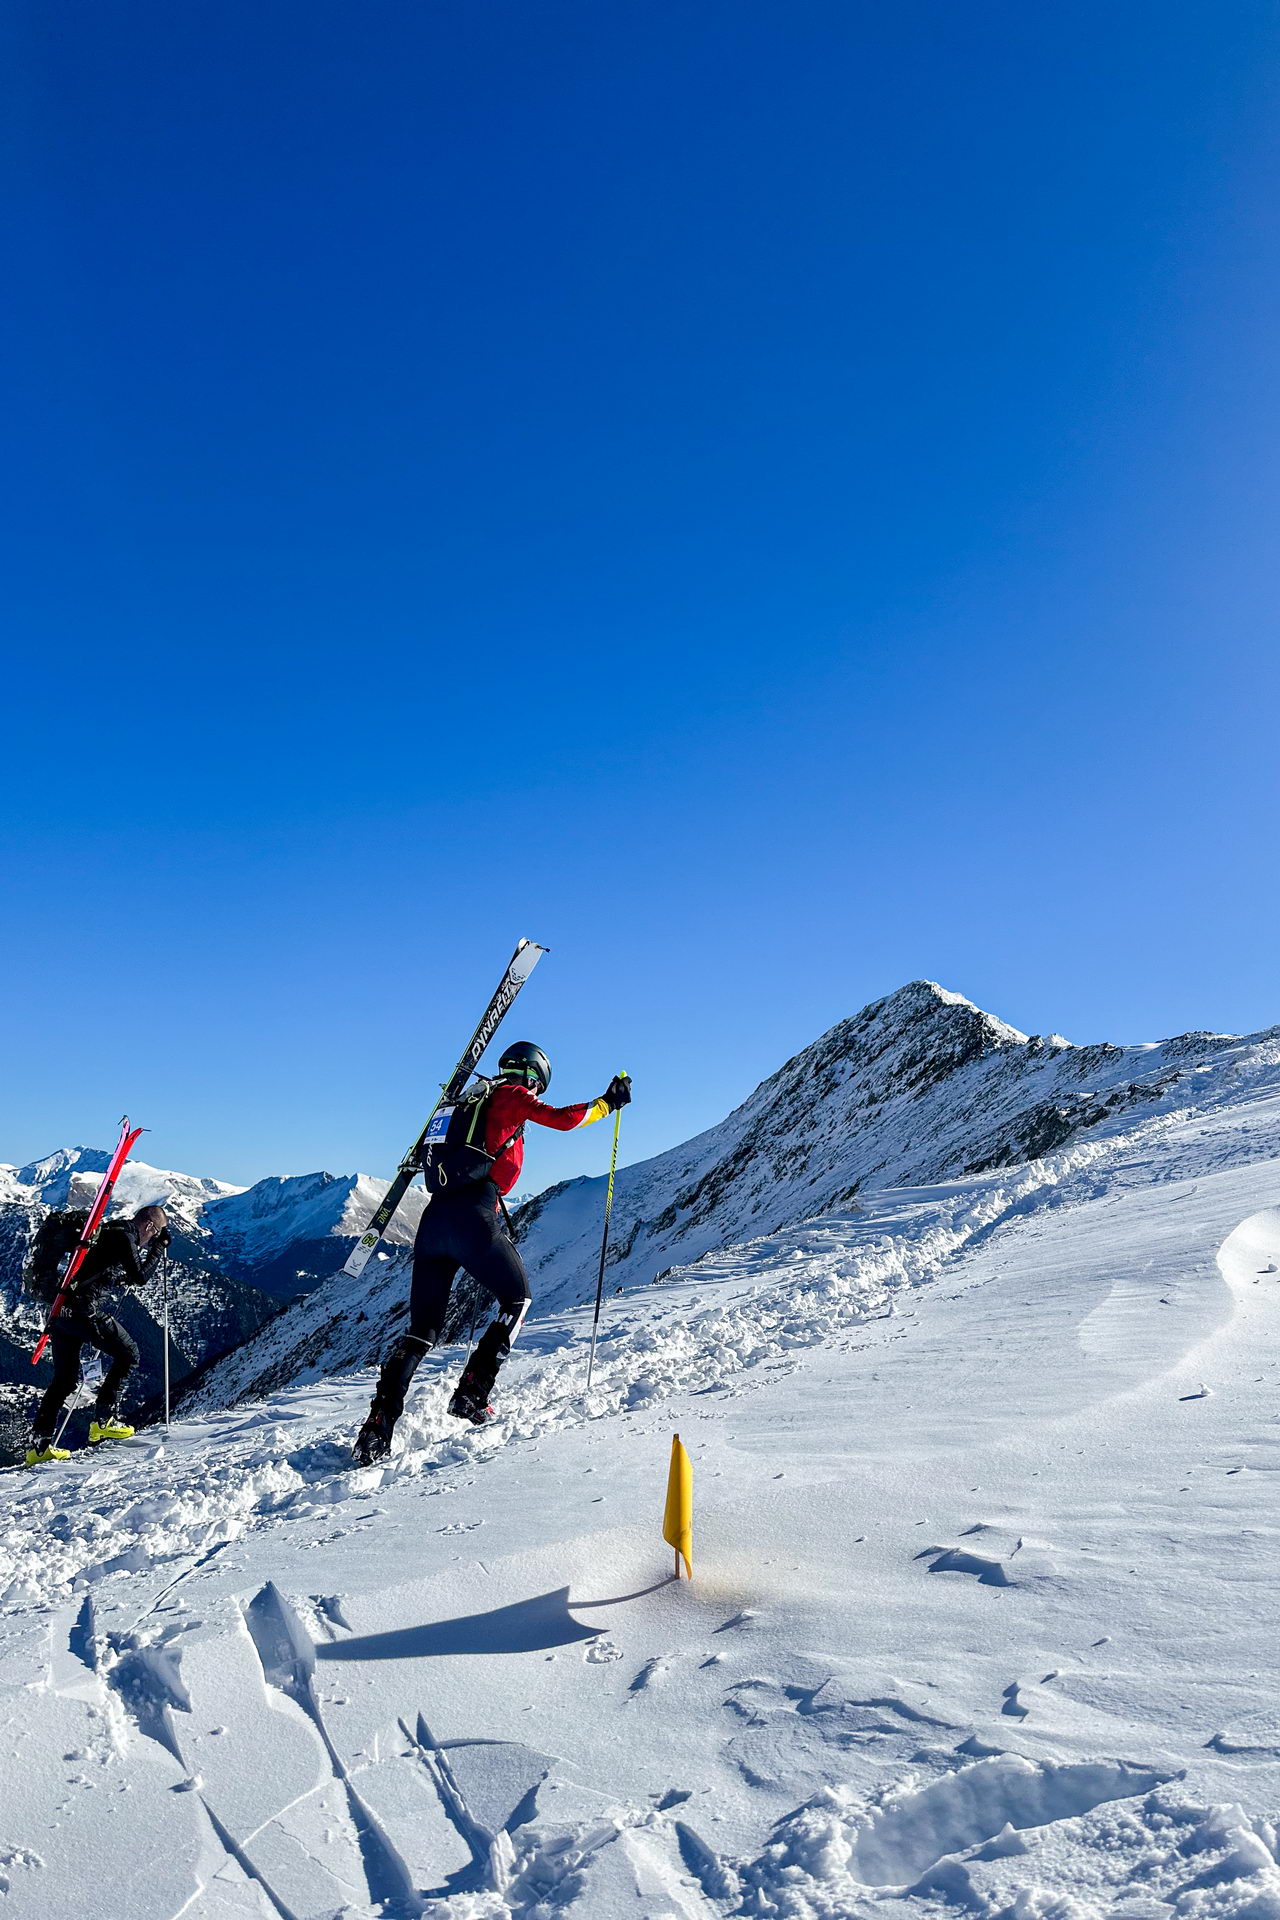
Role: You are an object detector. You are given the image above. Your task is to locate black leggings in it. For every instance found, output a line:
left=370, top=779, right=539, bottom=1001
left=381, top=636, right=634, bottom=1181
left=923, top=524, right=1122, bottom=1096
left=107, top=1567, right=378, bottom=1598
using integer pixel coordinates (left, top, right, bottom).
left=34, top=1304, right=138, bottom=1437
left=409, top=1183, right=530, bottom=1343
left=373, top=1185, right=530, bottom=1422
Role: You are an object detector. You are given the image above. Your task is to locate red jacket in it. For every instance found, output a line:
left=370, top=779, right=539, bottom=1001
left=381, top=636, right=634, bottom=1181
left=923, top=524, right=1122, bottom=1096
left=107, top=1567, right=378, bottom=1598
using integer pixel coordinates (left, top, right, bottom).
left=481, top=1082, right=608, bottom=1195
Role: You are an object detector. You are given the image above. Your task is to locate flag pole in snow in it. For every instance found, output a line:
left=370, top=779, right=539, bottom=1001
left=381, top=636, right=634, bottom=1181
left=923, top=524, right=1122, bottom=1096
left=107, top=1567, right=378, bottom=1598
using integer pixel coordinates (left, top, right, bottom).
left=663, top=1433, right=693, bottom=1580
left=585, top=1084, right=624, bottom=1394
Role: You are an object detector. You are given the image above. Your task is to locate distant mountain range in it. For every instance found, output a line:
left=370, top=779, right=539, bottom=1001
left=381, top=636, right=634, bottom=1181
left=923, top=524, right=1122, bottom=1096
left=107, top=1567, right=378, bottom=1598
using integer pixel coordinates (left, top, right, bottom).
left=0, top=1149, right=426, bottom=1464
left=181, top=980, right=1280, bottom=1414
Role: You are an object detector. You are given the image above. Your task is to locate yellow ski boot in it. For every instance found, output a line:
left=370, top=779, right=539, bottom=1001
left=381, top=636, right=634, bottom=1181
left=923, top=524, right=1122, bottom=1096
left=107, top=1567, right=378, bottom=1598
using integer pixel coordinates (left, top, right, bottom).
left=25, top=1442, right=72, bottom=1466
left=89, top=1419, right=135, bottom=1444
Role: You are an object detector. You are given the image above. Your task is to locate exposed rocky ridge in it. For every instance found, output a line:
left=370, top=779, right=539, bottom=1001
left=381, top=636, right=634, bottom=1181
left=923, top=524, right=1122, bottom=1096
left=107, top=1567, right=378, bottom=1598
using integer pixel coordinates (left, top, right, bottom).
left=183, top=980, right=1275, bottom=1415
left=513, top=982, right=1247, bottom=1298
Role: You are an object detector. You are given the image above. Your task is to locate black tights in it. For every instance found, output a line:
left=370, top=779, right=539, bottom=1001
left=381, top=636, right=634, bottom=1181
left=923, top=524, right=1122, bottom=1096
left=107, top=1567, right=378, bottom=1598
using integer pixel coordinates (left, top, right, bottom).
left=34, top=1305, right=138, bottom=1438
left=373, top=1185, right=530, bottom=1422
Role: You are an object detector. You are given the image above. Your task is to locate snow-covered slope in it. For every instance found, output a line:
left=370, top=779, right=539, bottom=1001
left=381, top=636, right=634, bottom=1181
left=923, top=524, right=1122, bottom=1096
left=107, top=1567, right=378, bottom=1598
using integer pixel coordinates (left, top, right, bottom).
left=7, top=1007, right=1280, bottom=1914
left=188, top=980, right=1280, bottom=1412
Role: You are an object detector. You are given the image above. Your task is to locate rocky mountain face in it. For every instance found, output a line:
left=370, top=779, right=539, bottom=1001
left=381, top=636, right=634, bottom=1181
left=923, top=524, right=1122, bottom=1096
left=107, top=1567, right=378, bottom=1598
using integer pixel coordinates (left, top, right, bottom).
left=182, top=980, right=1278, bottom=1414
left=0, top=1150, right=426, bottom=1464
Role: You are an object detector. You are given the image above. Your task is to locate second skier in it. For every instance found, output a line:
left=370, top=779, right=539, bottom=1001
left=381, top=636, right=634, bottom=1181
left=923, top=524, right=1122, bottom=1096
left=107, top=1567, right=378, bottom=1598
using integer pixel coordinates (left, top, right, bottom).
left=353, top=1044, right=631, bottom=1463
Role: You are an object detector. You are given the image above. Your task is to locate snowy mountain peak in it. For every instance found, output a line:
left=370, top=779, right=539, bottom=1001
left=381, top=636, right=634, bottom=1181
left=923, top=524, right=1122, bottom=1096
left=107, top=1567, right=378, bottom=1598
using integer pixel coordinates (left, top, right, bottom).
left=192, top=981, right=1280, bottom=1417
left=11, top=1148, right=243, bottom=1224
left=15, top=1144, right=113, bottom=1193
left=848, top=977, right=1030, bottom=1053
left=201, top=1170, right=425, bottom=1284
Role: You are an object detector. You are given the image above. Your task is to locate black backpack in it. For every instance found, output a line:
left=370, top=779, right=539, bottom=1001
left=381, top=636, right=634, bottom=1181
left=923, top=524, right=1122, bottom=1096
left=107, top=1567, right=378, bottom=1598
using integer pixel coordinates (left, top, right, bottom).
left=422, top=1081, right=523, bottom=1195
left=25, top=1209, right=90, bottom=1302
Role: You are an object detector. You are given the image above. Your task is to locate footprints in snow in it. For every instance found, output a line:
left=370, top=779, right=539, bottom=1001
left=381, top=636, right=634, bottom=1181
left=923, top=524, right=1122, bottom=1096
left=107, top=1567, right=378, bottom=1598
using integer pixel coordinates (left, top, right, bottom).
left=54, top=1588, right=197, bottom=1771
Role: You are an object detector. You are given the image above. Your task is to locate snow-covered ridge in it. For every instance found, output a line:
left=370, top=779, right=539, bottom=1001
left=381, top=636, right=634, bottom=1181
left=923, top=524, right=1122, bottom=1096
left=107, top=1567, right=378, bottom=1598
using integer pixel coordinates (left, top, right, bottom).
left=6, top=1148, right=244, bottom=1225
left=203, top=1172, right=423, bottom=1271
left=516, top=977, right=1278, bottom=1305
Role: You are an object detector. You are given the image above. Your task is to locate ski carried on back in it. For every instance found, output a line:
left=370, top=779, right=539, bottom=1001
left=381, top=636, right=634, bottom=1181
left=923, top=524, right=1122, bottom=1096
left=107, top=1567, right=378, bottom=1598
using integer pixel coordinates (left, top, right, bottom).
left=343, top=938, right=548, bottom=1279
left=32, top=1115, right=144, bottom=1365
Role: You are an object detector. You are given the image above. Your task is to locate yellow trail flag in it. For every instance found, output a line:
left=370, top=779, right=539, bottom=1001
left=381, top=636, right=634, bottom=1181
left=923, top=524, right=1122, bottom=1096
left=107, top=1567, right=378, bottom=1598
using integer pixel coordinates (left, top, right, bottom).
left=663, top=1433, right=693, bottom=1580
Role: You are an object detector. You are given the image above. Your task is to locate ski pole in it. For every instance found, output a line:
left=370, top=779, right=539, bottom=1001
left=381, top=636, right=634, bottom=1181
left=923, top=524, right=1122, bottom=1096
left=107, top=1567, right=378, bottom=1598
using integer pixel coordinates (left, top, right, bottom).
left=585, top=1081, right=624, bottom=1394
left=53, top=1383, right=79, bottom=1452
left=53, top=1357, right=95, bottom=1451
left=162, top=1252, right=170, bottom=1431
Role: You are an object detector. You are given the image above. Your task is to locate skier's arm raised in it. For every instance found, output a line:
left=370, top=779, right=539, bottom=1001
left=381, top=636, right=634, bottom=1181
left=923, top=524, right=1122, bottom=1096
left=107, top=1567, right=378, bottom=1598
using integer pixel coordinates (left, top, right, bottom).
left=486, top=1076, right=630, bottom=1136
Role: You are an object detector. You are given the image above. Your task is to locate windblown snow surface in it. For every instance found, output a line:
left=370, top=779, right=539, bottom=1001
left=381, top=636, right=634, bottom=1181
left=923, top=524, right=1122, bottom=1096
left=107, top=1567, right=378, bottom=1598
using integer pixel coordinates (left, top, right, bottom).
left=7, top=992, right=1280, bottom=1914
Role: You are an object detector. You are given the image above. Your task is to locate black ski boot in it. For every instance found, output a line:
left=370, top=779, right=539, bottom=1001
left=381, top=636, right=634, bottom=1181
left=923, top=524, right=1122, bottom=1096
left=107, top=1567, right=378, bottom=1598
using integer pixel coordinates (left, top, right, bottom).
left=352, top=1403, right=395, bottom=1465
left=447, top=1318, right=510, bottom=1426
left=447, top=1375, right=495, bottom=1426
left=351, top=1333, right=433, bottom=1465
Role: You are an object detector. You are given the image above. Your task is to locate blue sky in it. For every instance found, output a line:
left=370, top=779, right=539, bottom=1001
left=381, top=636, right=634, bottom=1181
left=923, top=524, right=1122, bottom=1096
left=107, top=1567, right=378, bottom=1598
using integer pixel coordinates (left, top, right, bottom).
left=3, top=2, right=1278, bottom=1193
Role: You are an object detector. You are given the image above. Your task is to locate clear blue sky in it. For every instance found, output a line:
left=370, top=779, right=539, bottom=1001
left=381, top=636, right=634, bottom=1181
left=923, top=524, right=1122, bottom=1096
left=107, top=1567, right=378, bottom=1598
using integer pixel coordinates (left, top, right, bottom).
left=3, top=2, right=1278, bottom=1193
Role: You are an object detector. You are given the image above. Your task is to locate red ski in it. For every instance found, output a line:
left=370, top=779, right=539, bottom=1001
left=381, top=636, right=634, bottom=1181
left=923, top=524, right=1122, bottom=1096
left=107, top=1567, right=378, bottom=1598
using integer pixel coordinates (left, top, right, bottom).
left=31, top=1115, right=143, bottom=1365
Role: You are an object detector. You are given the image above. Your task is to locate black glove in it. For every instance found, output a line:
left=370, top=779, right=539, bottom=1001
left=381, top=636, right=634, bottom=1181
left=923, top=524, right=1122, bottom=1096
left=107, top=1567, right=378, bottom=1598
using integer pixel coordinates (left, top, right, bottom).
left=602, top=1073, right=632, bottom=1112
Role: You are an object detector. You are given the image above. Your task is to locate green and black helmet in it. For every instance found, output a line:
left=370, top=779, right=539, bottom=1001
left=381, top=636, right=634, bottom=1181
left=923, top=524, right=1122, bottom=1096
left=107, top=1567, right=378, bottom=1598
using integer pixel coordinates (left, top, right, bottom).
left=497, top=1041, right=552, bottom=1094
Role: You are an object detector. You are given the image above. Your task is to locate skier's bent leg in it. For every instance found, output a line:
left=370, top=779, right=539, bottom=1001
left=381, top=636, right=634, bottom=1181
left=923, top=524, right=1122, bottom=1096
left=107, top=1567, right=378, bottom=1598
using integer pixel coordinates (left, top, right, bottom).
left=374, top=1244, right=461, bottom=1418
left=453, top=1234, right=531, bottom=1418
left=354, top=1332, right=432, bottom=1465
left=90, top=1316, right=139, bottom=1421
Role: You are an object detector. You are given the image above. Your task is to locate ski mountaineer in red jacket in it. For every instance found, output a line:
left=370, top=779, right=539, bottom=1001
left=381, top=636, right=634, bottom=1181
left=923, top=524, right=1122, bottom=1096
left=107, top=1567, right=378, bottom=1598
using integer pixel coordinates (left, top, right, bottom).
left=353, top=1043, right=632, bottom=1464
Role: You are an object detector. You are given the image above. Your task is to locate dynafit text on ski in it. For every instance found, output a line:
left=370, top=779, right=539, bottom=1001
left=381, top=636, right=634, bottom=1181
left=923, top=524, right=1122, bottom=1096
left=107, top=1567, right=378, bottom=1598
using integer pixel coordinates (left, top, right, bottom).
left=342, top=938, right=548, bottom=1278
left=31, top=1115, right=144, bottom=1365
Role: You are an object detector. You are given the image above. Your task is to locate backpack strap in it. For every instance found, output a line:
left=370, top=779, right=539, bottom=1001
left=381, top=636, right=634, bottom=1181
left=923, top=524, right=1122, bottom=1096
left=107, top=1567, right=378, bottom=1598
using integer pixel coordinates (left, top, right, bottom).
left=466, top=1087, right=524, bottom=1163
